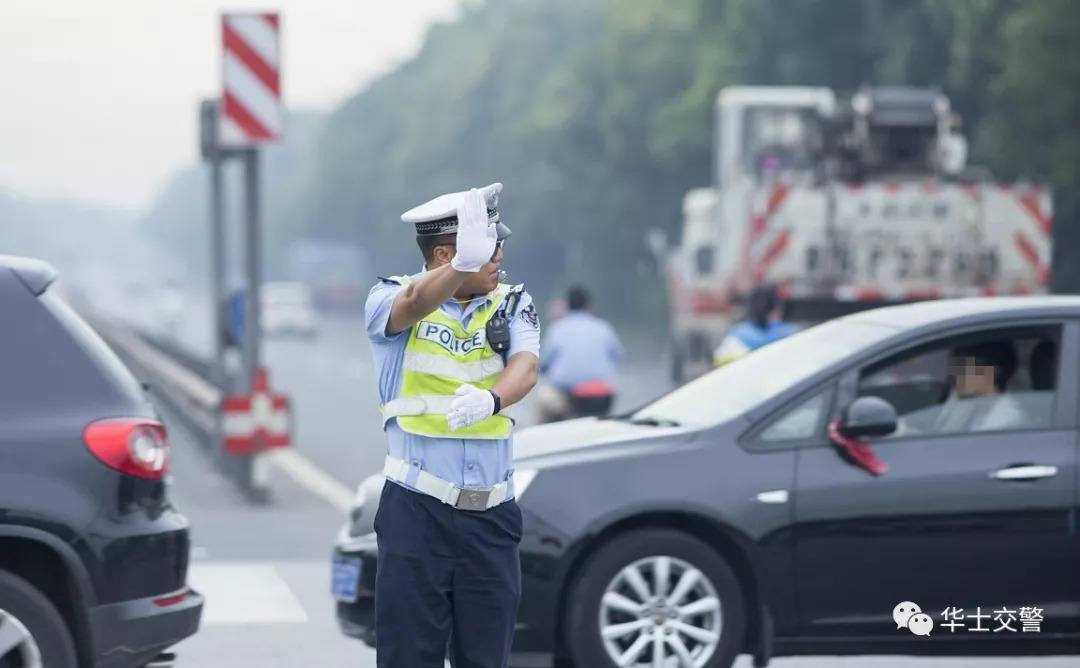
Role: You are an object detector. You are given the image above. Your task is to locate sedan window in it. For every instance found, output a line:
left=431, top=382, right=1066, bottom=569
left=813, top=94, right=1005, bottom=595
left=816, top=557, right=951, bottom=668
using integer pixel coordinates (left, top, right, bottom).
left=758, top=389, right=829, bottom=442
left=631, top=319, right=896, bottom=427
left=857, top=325, right=1061, bottom=437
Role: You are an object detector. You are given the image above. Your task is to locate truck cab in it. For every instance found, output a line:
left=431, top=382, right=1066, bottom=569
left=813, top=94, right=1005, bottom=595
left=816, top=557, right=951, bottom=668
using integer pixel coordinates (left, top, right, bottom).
left=712, top=86, right=837, bottom=297
left=666, top=188, right=723, bottom=383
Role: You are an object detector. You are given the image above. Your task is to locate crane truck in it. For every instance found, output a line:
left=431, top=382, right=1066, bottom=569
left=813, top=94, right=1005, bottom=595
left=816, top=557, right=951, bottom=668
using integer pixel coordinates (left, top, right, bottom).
left=663, top=85, right=1053, bottom=383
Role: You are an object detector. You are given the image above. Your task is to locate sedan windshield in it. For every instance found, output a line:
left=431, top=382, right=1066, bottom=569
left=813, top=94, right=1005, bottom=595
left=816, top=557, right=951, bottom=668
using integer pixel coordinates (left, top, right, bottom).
left=630, top=319, right=898, bottom=428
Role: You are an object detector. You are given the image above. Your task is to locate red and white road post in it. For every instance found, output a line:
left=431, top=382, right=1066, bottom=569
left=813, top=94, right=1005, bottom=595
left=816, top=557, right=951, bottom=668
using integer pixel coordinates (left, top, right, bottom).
left=222, top=367, right=291, bottom=500
left=199, top=12, right=290, bottom=501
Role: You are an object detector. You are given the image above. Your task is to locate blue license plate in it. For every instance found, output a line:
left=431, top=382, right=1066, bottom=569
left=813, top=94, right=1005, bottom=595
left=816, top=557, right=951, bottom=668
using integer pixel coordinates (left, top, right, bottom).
left=332, top=557, right=362, bottom=602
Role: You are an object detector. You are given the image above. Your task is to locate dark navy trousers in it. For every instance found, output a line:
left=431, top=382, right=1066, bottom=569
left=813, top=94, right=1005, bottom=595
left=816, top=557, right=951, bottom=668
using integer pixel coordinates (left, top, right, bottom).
left=374, top=480, right=523, bottom=668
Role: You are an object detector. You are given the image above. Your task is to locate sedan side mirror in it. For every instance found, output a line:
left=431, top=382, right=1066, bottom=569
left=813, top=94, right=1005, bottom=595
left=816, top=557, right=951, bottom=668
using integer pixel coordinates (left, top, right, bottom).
left=839, top=396, right=898, bottom=440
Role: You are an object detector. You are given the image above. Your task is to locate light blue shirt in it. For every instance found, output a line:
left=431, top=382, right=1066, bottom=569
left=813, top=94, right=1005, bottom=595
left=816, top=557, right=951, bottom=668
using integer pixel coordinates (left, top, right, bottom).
left=540, top=310, right=625, bottom=391
left=364, top=268, right=541, bottom=498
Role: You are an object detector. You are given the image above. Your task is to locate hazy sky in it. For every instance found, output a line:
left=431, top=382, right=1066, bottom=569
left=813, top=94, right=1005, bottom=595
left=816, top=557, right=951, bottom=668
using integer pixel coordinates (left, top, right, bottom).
left=0, top=0, right=460, bottom=214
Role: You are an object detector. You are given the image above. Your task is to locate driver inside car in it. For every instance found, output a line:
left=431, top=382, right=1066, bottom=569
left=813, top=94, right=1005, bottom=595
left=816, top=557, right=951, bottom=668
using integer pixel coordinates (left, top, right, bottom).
left=932, top=339, right=1027, bottom=433
left=877, top=339, right=1029, bottom=439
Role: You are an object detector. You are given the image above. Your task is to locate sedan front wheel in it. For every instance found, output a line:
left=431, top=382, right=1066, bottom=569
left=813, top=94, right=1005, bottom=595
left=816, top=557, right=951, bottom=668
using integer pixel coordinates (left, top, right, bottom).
left=564, top=528, right=746, bottom=668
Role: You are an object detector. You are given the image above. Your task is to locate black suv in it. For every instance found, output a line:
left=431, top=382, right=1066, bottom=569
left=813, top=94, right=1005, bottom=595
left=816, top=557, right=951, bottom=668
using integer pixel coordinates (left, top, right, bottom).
left=0, top=256, right=202, bottom=668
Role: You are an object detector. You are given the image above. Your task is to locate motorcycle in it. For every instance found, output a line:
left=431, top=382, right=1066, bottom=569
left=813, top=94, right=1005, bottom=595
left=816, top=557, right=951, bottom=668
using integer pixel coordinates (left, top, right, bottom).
left=534, top=379, right=616, bottom=424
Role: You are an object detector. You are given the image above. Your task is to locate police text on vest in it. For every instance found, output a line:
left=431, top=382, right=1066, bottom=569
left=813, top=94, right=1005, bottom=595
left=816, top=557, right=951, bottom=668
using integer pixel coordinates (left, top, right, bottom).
left=417, top=321, right=488, bottom=356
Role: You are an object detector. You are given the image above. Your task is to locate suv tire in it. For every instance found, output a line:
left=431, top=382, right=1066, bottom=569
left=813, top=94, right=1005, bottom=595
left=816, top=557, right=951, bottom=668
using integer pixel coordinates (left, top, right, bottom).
left=0, top=569, right=78, bottom=668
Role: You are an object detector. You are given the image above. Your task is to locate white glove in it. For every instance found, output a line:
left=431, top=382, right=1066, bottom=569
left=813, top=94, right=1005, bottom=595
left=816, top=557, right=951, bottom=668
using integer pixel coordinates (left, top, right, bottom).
left=447, top=384, right=496, bottom=431
left=450, top=188, right=498, bottom=273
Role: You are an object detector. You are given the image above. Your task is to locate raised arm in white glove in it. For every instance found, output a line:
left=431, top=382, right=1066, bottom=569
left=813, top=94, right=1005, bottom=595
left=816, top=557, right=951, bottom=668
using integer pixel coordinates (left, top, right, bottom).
left=447, top=384, right=496, bottom=431
left=449, top=188, right=498, bottom=273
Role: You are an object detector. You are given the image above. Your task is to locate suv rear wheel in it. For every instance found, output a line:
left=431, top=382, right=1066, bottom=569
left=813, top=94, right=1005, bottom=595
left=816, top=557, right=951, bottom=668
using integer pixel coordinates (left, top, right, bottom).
left=0, top=570, right=77, bottom=668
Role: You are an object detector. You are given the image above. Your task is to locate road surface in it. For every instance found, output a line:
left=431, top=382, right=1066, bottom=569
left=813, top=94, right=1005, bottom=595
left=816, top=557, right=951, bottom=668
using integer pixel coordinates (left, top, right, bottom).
left=90, top=286, right=1079, bottom=667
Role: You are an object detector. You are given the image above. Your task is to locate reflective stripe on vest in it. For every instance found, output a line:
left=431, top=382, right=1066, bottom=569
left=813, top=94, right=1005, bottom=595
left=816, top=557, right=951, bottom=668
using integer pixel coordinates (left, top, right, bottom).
left=379, top=274, right=514, bottom=439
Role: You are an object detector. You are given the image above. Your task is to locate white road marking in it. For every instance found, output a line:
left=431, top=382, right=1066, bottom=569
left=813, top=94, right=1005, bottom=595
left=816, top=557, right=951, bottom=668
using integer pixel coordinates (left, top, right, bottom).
left=266, top=448, right=355, bottom=514
left=187, top=562, right=308, bottom=625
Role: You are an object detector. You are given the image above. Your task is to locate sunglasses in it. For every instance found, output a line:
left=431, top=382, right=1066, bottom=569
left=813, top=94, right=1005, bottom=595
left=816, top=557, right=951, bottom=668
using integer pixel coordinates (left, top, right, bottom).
left=438, top=240, right=505, bottom=259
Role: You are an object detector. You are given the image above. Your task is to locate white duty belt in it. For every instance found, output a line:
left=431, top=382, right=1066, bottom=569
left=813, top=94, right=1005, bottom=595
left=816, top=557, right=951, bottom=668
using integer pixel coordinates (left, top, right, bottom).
left=383, top=454, right=512, bottom=512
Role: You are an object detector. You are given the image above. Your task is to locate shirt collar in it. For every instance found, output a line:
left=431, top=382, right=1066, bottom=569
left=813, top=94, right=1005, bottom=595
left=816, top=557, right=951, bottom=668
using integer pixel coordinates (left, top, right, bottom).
left=417, top=264, right=495, bottom=309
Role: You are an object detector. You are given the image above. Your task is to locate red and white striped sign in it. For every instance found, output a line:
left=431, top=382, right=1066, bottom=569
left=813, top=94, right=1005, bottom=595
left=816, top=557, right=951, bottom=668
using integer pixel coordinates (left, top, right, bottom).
left=220, top=12, right=283, bottom=147
left=222, top=368, right=291, bottom=455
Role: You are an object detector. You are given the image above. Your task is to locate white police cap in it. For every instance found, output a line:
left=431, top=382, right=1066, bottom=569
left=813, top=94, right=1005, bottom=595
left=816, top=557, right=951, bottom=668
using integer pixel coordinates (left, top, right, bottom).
left=401, top=182, right=512, bottom=241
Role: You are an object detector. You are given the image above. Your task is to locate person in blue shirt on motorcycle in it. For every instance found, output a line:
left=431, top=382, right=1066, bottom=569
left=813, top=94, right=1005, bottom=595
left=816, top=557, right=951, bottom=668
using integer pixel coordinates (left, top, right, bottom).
left=538, top=285, right=625, bottom=421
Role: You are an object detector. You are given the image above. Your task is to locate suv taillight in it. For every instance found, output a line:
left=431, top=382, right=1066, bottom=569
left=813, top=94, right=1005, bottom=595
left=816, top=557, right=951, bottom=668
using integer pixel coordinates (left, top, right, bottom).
left=83, top=418, right=170, bottom=480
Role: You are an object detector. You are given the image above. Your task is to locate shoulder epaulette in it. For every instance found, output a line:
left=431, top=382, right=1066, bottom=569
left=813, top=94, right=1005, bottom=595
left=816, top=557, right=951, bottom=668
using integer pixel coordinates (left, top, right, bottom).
left=499, top=283, right=526, bottom=317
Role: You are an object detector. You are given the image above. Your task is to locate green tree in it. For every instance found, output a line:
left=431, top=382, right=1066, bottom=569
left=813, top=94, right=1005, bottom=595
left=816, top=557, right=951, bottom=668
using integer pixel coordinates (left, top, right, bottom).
left=973, top=0, right=1080, bottom=289
left=139, top=0, right=1080, bottom=328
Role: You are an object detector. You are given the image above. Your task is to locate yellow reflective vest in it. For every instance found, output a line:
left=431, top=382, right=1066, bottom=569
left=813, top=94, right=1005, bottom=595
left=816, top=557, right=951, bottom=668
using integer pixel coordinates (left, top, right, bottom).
left=379, top=275, right=516, bottom=439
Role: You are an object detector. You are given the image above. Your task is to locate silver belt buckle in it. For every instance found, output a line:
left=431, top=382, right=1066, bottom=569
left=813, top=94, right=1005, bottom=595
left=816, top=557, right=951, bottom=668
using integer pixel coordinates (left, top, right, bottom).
left=454, top=487, right=491, bottom=512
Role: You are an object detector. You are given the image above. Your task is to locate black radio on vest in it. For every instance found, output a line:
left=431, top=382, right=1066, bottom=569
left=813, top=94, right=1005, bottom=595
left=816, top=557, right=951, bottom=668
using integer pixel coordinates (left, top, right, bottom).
left=486, top=286, right=523, bottom=356
left=486, top=315, right=511, bottom=354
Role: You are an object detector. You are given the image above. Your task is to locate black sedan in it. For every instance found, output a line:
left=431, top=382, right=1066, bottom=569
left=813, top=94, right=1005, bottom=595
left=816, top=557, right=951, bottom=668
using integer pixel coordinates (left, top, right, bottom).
left=333, top=296, right=1080, bottom=668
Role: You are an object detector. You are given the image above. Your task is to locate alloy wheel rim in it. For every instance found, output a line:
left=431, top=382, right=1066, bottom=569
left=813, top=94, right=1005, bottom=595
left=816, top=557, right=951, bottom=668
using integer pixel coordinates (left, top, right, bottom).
left=598, top=555, right=722, bottom=667
left=0, top=608, right=42, bottom=668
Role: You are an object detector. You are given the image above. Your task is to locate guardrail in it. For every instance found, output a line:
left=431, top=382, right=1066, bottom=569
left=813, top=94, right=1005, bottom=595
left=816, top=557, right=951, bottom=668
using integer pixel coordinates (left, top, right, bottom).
left=86, top=313, right=276, bottom=504
left=135, top=328, right=217, bottom=383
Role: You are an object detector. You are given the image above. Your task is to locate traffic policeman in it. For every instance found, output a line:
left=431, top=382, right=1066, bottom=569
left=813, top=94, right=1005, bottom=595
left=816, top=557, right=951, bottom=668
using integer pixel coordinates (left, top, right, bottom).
left=364, top=182, right=541, bottom=668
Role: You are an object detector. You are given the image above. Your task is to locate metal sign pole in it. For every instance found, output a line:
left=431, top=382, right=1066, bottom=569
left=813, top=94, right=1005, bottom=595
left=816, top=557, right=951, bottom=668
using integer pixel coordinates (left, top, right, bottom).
left=242, top=147, right=269, bottom=503
left=202, top=102, right=228, bottom=392
left=241, top=148, right=262, bottom=395
left=200, top=99, right=230, bottom=481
